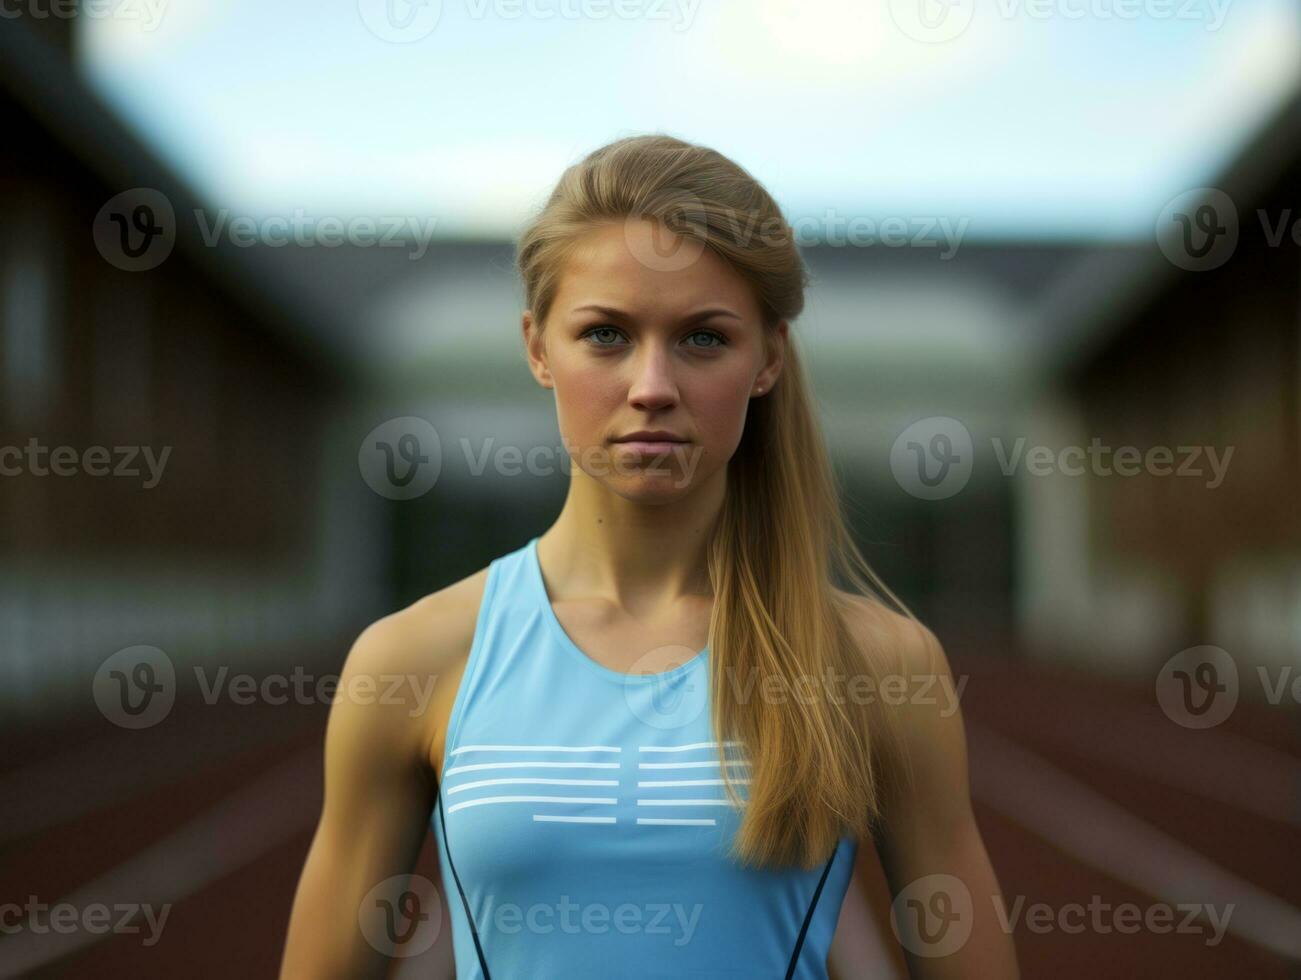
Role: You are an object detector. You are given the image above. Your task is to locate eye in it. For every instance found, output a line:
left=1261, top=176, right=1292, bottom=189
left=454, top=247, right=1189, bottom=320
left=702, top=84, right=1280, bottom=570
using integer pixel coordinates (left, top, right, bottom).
left=685, top=329, right=727, bottom=349
left=579, top=324, right=627, bottom=347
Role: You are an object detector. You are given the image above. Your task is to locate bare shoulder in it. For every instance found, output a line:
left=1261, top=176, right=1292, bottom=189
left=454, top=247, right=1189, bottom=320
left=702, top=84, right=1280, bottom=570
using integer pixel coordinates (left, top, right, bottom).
left=348, top=565, right=489, bottom=678
left=832, top=588, right=971, bottom=818
left=831, top=587, right=946, bottom=679
left=340, top=564, right=492, bottom=777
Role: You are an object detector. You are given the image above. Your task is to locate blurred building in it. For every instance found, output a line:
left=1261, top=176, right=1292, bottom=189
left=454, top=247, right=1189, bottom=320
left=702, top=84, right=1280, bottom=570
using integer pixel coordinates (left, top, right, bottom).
left=9, top=6, right=1292, bottom=702
left=0, top=12, right=386, bottom=721
left=239, top=221, right=1108, bottom=649
left=1016, top=89, right=1301, bottom=680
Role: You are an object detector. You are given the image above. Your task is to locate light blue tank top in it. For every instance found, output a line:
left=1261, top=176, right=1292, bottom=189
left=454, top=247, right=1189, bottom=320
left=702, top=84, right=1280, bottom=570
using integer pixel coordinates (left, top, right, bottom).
left=431, top=536, right=858, bottom=978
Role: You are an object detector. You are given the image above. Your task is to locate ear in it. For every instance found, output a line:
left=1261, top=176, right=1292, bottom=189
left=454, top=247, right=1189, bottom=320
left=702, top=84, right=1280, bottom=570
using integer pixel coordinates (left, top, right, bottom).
left=754, top=319, right=787, bottom=393
left=522, top=310, right=554, bottom=389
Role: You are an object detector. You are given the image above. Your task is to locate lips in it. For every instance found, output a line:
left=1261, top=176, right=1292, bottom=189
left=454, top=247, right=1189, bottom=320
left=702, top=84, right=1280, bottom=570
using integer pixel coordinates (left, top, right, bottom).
left=610, top=431, right=689, bottom=457
left=612, top=431, right=688, bottom=444
left=614, top=440, right=686, bottom=455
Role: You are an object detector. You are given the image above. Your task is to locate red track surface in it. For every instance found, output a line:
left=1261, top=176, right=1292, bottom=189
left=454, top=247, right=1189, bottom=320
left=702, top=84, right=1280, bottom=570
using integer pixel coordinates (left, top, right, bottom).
left=1, top=652, right=1296, bottom=978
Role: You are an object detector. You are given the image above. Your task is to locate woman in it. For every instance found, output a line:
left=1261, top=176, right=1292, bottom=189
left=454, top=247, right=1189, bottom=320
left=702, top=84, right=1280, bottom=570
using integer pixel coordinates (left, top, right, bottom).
left=280, top=134, right=1018, bottom=978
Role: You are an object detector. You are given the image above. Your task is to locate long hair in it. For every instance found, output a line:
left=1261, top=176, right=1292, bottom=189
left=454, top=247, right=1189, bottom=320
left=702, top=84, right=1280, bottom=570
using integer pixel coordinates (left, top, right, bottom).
left=515, top=133, right=916, bottom=869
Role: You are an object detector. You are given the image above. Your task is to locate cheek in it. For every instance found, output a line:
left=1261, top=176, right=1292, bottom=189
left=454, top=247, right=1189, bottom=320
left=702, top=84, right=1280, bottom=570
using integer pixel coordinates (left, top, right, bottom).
left=689, top=375, right=752, bottom=453
left=551, top=356, right=621, bottom=442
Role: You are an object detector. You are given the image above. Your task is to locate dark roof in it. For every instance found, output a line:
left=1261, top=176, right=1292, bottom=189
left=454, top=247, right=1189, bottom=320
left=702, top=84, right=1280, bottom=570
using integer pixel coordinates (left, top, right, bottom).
left=0, top=16, right=347, bottom=382
left=1038, top=85, right=1301, bottom=374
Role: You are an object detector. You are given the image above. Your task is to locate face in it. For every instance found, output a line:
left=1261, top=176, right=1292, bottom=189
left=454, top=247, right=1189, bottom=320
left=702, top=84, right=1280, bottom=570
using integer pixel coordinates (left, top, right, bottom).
left=523, top=218, right=785, bottom=502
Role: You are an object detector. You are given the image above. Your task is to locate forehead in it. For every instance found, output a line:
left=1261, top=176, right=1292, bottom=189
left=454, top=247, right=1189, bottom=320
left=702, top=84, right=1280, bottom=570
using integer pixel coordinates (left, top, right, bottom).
left=553, top=220, right=760, bottom=318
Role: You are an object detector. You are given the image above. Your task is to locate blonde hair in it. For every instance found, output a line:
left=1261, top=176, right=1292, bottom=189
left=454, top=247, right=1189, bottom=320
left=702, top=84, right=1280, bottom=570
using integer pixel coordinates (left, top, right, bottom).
left=516, top=133, right=915, bottom=869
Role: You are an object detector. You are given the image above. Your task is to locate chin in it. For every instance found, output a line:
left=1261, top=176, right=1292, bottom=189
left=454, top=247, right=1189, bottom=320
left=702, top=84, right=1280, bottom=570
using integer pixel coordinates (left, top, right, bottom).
left=606, top=471, right=698, bottom=502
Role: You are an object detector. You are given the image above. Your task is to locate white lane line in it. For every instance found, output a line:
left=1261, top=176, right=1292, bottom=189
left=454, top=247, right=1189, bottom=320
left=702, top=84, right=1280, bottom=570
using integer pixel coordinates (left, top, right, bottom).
left=533, top=815, right=616, bottom=824
left=638, top=742, right=743, bottom=752
left=637, top=818, right=717, bottom=826
left=0, top=746, right=320, bottom=978
left=447, top=778, right=618, bottom=794
left=0, top=716, right=314, bottom=845
left=450, top=744, right=620, bottom=754
left=637, top=779, right=750, bottom=788
left=968, top=722, right=1301, bottom=962
left=446, top=762, right=620, bottom=775
left=993, top=705, right=1301, bottom=826
left=445, top=795, right=617, bottom=814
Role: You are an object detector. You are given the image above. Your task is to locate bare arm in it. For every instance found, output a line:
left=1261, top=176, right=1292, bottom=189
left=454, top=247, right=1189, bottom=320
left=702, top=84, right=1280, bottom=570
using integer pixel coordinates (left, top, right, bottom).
left=853, top=606, right=1020, bottom=979
left=279, top=603, right=460, bottom=979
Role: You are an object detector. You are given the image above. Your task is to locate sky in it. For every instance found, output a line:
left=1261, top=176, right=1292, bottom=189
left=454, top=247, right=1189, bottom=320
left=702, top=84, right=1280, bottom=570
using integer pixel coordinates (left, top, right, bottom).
left=76, top=0, right=1301, bottom=241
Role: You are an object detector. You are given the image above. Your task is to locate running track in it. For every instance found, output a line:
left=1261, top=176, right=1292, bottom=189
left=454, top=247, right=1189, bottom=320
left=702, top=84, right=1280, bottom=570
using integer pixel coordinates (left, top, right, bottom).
left=1, top=650, right=1297, bottom=978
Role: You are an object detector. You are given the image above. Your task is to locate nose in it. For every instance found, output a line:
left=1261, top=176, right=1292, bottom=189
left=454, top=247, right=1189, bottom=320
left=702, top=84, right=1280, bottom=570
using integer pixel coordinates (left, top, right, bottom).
left=626, top=344, right=679, bottom=412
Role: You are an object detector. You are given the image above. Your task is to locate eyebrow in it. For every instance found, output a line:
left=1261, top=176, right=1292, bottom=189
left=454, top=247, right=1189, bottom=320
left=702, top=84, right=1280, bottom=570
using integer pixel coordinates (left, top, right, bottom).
left=571, top=304, right=743, bottom=324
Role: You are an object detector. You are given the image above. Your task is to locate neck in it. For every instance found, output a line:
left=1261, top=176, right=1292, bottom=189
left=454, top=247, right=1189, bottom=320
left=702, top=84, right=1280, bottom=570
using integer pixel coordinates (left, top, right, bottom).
left=536, top=466, right=724, bottom=610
